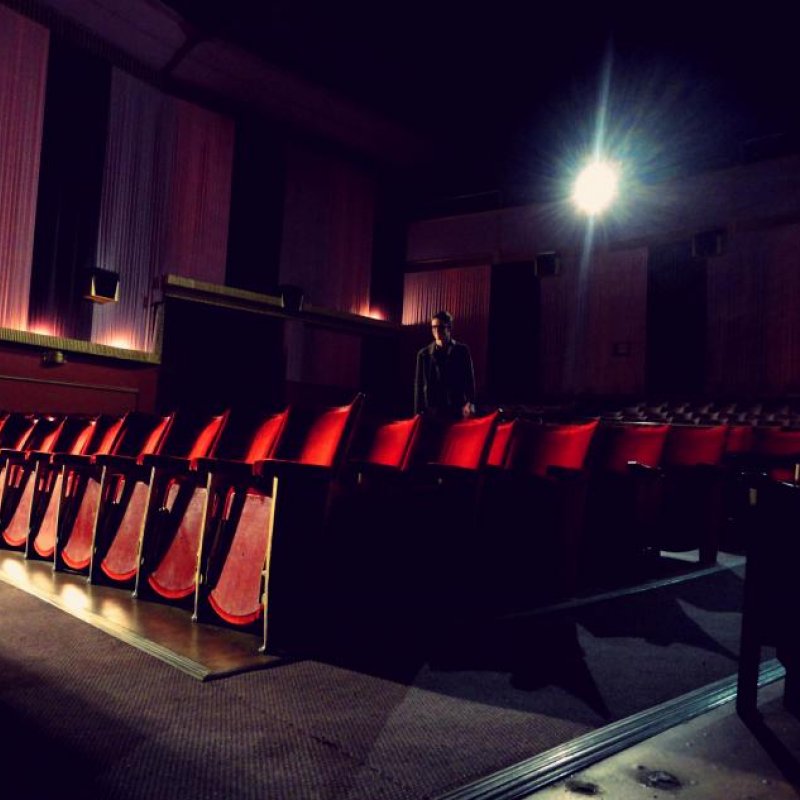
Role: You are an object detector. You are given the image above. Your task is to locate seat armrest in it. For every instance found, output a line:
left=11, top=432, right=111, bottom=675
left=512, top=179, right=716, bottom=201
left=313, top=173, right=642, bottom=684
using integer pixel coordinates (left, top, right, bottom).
left=626, top=461, right=663, bottom=477
left=0, top=447, right=24, bottom=460
left=26, top=451, right=55, bottom=464
left=346, top=460, right=405, bottom=479
left=253, top=458, right=333, bottom=480
left=52, top=453, right=95, bottom=467
left=545, top=465, right=587, bottom=481
left=420, top=462, right=479, bottom=482
left=194, top=457, right=255, bottom=481
left=93, top=454, right=138, bottom=470
left=139, top=453, right=192, bottom=471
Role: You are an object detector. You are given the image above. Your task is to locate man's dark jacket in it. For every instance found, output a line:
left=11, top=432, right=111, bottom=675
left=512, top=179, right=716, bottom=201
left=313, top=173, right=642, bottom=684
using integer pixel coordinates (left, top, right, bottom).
left=414, top=340, right=476, bottom=416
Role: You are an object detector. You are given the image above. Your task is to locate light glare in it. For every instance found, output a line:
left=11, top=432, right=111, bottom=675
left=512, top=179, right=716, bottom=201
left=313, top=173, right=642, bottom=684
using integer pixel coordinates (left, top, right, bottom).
left=572, top=160, right=619, bottom=215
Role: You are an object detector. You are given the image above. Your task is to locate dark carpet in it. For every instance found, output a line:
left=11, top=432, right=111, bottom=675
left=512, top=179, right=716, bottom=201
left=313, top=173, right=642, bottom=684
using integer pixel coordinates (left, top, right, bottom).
left=0, top=564, right=748, bottom=799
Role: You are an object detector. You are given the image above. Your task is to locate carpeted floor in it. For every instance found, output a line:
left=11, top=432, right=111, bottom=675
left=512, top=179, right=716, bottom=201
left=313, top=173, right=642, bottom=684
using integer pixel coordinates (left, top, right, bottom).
left=0, top=556, right=742, bottom=800
left=0, top=558, right=752, bottom=800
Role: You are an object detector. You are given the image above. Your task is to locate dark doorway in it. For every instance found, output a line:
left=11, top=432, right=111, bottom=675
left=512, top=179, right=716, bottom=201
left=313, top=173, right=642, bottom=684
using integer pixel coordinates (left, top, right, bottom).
left=487, top=261, right=540, bottom=404
left=646, top=242, right=707, bottom=397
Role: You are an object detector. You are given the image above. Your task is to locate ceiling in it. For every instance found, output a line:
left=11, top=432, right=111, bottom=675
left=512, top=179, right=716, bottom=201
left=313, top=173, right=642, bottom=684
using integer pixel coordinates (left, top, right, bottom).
left=27, top=0, right=800, bottom=206
left=153, top=1, right=800, bottom=204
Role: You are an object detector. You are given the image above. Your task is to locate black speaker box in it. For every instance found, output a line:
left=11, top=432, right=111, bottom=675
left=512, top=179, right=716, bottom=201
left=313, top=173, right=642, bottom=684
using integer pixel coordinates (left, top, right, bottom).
left=83, top=267, right=120, bottom=303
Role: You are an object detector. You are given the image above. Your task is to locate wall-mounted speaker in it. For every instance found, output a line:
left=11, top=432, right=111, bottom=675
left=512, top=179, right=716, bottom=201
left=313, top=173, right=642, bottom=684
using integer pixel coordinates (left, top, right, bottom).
left=534, top=251, right=561, bottom=277
left=83, top=267, right=120, bottom=304
left=277, top=284, right=304, bottom=313
left=691, top=229, right=725, bottom=258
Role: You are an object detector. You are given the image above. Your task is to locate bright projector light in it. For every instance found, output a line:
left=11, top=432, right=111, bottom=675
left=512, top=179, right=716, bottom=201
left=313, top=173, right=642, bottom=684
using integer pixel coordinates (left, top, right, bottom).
left=572, top=160, right=619, bottom=215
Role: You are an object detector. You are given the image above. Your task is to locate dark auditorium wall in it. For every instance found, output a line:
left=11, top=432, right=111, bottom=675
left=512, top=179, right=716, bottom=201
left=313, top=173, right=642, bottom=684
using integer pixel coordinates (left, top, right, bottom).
left=407, top=155, right=800, bottom=400
left=0, top=347, right=157, bottom=414
left=0, top=0, right=406, bottom=415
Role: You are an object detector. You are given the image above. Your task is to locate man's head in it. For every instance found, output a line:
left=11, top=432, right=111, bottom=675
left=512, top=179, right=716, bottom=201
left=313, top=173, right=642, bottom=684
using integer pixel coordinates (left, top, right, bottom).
left=431, top=310, right=453, bottom=347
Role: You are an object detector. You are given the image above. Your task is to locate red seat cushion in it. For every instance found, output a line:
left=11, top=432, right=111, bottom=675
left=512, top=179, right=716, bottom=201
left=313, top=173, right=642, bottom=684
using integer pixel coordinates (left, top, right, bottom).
left=298, top=403, right=358, bottom=467
left=662, top=424, right=728, bottom=467
left=244, top=409, right=290, bottom=463
left=432, top=412, right=499, bottom=471
left=597, top=422, right=669, bottom=474
left=363, top=416, right=421, bottom=470
left=507, top=419, right=599, bottom=477
left=487, top=420, right=515, bottom=468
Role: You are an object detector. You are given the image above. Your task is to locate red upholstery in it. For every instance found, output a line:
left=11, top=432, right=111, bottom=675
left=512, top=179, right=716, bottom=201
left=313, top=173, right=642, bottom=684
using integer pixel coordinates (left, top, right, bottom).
left=753, top=426, right=800, bottom=457
left=204, top=396, right=362, bottom=633
left=208, top=492, right=272, bottom=626
left=95, top=414, right=127, bottom=457
left=596, top=422, right=669, bottom=474
left=662, top=424, right=728, bottom=467
left=135, top=415, right=173, bottom=464
left=752, top=427, right=800, bottom=481
left=1, top=416, right=66, bottom=549
left=187, top=412, right=228, bottom=463
left=28, top=417, right=104, bottom=559
left=68, top=419, right=98, bottom=456
left=98, top=481, right=149, bottom=581
left=430, top=412, right=499, bottom=471
left=297, top=404, right=358, bottom=467
left=55, top=414, right=160, bottom=572
left=726, top=424, right=755, bottom=455
left=5, top=417, right=37, bottom=451
left=362, top=415, right=421, bottom=470
left=144, top=410, right=286, bottom=603
left=95, top=414, right=177, bottom=582
left=506, top=419, right=599, bottom=477
left=487, top=420, right=515, bottom=468
left=243, top=409, right=290, bottom=463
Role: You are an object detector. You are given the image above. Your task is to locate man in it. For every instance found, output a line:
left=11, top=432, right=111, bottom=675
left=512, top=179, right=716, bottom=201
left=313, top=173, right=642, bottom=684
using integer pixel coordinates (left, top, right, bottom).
left=414, top=310, right=476, bottom=418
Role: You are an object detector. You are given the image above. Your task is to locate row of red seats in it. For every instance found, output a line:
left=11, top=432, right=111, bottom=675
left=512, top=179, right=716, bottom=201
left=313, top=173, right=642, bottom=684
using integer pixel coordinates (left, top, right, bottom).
left=2, top=405, right=799, bottom=652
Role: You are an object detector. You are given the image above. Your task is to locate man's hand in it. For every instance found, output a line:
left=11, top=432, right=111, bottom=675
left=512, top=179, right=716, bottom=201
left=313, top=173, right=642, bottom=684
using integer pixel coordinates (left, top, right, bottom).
left=462, top=402, right=476, bottom=418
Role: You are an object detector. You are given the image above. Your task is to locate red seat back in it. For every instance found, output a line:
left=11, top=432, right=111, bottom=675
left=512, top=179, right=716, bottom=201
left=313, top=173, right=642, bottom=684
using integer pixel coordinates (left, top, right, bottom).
left=753, top=427, right=800, bottom=481
left=187, top=411, right=229, bottom=461
left=296, top=395, right=363, bottom=467
left=725, top=424, right=755, bottom=456
left=505, top=419, right=599, bottom=477
left=431, top=411, right=499, bottom=471
left=95, top=415, right=128, bottom=456
left=487, top=420, right=515, bottom=468
left=363, top=415, right=422, bottom=470
left=244, top=409, right=290, bottom=463
left=136, top=414, right=173, bottom=462
left=753, top=426, right=800, bottom=457
left=67, top=418, right=100, bottom=456
left=662, top=424, right=728, bottom=467
left=594, top=422, right=669, bottom=474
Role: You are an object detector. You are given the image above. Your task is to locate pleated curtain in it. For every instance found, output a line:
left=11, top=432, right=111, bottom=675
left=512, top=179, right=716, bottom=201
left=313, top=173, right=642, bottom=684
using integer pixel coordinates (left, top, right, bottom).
left=0, top=6, right=49, bottom=332
left=94, top=69, right=233, bottom=352
left=402, top=264, right=491, bottom=392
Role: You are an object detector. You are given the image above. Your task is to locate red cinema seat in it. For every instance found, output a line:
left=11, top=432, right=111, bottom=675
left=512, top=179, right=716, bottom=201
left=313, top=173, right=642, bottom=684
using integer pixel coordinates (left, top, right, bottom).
left=91, top=411, right=234, bottom=589
left=652, top=424, right=730, bottom=565
left=53, top=414, right=129, bottom=573
left=737, top=476, right=800, bottom=718
left=197, top=395, right=363, bottom=652
left=751, top=426, right=800, bottom=482
left=0, top=415, right=66, bottom=551
left=130, top=409, right=282, bottom=606
left=25, top=415, right=116, bottom=561
left=132, top=410, right=230, bottom=603
left=581, top=422, right=670, bottom=586
left=88, top=412, right=174, bottom=585
left=482, top=418, right=598, bottom=607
